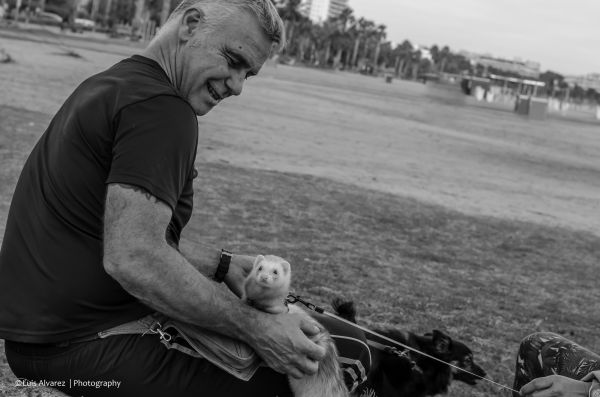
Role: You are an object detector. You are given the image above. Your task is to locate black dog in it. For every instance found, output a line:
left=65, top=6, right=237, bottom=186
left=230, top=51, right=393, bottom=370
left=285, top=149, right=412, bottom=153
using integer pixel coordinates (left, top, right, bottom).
left=332, top=299, right=487, bottom=397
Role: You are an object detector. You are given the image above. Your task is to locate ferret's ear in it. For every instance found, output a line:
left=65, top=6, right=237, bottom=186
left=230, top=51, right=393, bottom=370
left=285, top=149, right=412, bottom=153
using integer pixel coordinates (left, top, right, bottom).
left=253, top=255, right=264, bottom=268
left=281, top=261, right=291, bottom=274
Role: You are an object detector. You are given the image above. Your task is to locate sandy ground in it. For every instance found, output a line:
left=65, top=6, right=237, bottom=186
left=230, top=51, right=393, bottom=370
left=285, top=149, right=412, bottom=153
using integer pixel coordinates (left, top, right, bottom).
left=1, top=32, right=599, bottom=240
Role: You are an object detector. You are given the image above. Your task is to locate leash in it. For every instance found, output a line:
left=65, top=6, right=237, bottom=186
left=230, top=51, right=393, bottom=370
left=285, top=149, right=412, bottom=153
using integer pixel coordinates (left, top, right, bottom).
left=287, top=293, right=520, bottom=395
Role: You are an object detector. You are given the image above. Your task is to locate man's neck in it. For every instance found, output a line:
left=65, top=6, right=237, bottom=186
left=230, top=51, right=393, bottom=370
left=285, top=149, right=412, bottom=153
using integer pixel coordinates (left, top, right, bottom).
left=141, top=40, right=179, bottom=87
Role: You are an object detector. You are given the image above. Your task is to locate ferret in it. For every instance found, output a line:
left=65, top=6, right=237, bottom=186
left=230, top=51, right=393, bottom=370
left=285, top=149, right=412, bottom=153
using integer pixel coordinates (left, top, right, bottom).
left=243, top=255, right=349, bottom=397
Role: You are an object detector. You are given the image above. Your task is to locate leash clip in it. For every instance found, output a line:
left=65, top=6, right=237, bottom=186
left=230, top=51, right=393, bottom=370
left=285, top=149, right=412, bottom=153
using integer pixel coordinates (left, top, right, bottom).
left=145, top=321, right=172, bottom=342
left=286, top=294, right=325, bottom=313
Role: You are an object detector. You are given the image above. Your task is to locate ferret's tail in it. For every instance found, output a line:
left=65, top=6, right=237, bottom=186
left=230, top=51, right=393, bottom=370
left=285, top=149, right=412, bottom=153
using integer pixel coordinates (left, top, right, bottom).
left=331, top=298, right=357, bottom=324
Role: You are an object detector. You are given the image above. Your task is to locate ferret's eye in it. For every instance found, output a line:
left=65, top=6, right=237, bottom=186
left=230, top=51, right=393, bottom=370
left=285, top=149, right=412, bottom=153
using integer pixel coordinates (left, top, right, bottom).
left=258, top=266, right=263, bottom=271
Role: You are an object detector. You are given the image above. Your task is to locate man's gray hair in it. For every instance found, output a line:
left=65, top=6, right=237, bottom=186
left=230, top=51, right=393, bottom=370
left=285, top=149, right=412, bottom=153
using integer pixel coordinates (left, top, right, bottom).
left=169, top=0, right=285, bottom=51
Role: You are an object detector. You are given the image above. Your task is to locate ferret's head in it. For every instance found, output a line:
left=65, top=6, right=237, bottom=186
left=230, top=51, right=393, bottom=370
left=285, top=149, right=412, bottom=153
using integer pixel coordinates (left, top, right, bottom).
left=251, top=255, right=291, bottom=290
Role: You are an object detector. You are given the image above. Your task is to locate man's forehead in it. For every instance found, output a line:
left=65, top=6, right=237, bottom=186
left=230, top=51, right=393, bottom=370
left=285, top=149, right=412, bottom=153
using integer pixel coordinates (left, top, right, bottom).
left=221, top=10, right=273, bottom=62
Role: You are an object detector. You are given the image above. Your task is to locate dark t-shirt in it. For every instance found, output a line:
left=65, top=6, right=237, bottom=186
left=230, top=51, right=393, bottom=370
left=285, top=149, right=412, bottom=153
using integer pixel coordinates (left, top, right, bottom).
left=0, top=55, right=198, bottom=343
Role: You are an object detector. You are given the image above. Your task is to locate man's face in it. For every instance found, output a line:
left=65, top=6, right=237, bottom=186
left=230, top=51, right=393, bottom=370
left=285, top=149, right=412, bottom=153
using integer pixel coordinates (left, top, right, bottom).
left=179, top=8, right=273, bottom=116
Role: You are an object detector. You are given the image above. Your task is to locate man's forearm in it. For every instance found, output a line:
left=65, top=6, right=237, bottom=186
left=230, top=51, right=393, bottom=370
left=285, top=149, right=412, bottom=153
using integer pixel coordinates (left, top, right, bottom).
left=177, top=236, right=254, bottom=297
left=176, top=237, right=221, bottom=276
left=105, top=239, right=261, bottom=342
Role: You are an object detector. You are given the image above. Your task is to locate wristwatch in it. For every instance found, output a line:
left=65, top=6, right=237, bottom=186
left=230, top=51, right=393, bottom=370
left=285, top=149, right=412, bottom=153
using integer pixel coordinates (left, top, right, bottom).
left=589, top=380, right=600, bottom=397
left=214, top=249, right=232, bottom=283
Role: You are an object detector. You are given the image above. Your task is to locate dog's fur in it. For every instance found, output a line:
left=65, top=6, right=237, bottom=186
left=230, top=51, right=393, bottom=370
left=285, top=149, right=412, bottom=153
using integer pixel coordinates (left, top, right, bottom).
left=332, top=299, right=486, bottom=397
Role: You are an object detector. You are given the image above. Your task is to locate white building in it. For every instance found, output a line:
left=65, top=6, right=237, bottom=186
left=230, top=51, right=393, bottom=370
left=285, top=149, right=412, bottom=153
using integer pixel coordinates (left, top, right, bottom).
left=300, top=0, right=348, bottom=24
left=459, top=51, right=541, bottom=78
left=565, top=74, right=600, bottom=91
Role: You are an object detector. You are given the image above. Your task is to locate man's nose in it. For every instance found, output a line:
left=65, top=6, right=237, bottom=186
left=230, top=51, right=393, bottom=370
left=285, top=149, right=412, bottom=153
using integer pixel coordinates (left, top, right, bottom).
left=225, top=71, right=245, bottom=96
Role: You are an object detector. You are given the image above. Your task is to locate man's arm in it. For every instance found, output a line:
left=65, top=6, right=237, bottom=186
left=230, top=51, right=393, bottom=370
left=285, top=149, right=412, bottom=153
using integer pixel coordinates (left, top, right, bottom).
left=103, top=183, right=325, bottom=377
left=177, top=237, right=253, bottom=298
left=519, top=375, right=590, bottom=397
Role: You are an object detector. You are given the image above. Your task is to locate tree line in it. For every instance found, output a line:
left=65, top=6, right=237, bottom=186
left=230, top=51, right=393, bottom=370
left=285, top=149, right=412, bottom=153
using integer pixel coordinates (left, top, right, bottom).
left=276, top=0, right=471, bottom=78
left=275, top=1, right=599, bottom=103
left=11, top=0, right=599, bottom=103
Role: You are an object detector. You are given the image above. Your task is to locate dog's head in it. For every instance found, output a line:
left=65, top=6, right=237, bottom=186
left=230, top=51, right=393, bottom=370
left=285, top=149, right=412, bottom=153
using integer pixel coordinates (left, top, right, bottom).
left=424, top=330, right=487, bottom=386
left=371, top=329, right=487, bottom=396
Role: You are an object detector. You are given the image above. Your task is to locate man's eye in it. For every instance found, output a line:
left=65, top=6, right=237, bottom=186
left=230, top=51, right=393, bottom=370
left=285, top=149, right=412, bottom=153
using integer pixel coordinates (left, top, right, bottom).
left=225, top=54, right=239, bottom=67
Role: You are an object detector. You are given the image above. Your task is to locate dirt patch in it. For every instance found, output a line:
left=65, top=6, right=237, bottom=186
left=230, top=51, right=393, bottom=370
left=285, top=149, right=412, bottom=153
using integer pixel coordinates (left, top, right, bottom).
left=1, top=33, right=598, bottom=236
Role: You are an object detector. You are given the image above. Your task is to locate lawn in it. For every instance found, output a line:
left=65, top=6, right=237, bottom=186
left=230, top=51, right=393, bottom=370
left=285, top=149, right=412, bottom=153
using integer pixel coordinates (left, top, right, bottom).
left=0, top=29, right=599, bottom=397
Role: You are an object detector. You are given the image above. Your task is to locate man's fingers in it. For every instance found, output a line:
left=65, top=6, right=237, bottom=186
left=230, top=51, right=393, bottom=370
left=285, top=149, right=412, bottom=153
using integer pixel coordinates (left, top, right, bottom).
left=293, top=358, right=319, bottom=378
left=306, top=342, right=326, bottom=362
left=520, top=376, right=554, bottom=395
left=297, top=317, right=327, bottom=361
left=287, top=367, right=305, bottom=379
left=299, top=317, right=322, bottom=337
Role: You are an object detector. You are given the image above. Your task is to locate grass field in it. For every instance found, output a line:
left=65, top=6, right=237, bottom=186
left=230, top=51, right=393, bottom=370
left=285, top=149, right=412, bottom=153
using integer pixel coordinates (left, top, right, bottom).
left=1, top=29, right=599, bottom=396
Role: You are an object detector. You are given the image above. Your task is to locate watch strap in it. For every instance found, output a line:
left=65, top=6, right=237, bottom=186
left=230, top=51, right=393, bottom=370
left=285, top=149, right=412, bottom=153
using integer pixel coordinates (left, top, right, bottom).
left=214, top=249, right=232, bottom=283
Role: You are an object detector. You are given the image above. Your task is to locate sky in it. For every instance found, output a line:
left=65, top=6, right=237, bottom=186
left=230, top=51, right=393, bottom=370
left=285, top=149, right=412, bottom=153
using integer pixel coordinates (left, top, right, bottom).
left=348, top=0, right=600, bottom=76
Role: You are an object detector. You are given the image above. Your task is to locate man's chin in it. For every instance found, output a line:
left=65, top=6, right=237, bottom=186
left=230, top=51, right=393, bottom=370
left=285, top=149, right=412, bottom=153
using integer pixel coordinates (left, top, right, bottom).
left=194, top=108, right=211, bottom=116
left=190, top=99, right=217, bottom=116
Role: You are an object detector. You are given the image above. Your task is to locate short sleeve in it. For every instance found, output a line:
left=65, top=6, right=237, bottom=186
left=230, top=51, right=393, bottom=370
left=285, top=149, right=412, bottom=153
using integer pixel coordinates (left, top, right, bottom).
left=107, top=95, right=198, bottom=210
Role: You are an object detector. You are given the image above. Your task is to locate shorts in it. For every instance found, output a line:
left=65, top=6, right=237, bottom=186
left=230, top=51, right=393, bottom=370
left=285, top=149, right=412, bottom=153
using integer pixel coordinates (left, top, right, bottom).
left=5, top=333, right=292, bottom=397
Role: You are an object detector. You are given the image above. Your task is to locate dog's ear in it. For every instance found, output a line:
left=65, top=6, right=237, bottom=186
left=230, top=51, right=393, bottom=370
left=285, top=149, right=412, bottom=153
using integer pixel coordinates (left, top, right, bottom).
left=432, top=329, right=452, bottom=354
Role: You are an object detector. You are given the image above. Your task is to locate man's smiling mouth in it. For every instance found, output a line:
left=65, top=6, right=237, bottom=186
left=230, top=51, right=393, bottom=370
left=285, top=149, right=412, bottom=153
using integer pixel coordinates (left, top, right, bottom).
left=207, top=83, right=222, bottom=102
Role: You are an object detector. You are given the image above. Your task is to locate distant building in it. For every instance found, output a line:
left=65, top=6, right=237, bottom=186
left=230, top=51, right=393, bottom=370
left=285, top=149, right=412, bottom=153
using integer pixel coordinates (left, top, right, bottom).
left=459, top=51, right=541, bottom=78
left=413, top=45, right=432, bottom=62
left=564, top=74, right=600, bottom=91
left=300, top=0, right=348, bottom=24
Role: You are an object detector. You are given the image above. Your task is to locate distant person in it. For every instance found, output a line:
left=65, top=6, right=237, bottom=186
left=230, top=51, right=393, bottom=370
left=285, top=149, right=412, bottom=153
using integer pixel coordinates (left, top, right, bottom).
left=513, top=332, right=600, bottom=397
left=0, top=1, right=332, bottom=396
left=0, top=3, right=5, bottom=20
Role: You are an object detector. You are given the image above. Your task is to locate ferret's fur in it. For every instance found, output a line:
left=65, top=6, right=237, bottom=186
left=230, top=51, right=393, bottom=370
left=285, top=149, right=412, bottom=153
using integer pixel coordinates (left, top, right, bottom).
left=243, top=255, right=349, bottom=397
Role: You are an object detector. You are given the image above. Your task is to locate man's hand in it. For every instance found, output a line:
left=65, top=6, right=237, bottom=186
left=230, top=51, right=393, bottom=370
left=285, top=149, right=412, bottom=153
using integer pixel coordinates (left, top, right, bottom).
left=246, top=310, right=326, bottom=379
left=520, top=375, right=590, bottom=397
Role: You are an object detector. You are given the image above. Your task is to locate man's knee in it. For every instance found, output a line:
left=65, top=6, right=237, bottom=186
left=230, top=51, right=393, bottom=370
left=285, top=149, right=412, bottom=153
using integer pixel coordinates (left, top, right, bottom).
left=518, top=332, right=563, bottom=352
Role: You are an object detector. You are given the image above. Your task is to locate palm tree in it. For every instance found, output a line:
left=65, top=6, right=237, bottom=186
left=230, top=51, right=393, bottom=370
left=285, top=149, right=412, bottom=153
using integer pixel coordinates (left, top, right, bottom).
left=276, top=0, right=304, bottom=52
left=439, top=45, right=450, bottom=73
left=350, top=17, right=373, bottom=68
left=327, top=7, right=354, bottom=68
left=410, top=49, right=422, bottom=80
left=292, top=15, right=314, bottom=62
left=372, top=23, right=386, bottom=67
left=159, top=0, right=171, bottom=26
left=393, top=39, right=413, bottom=77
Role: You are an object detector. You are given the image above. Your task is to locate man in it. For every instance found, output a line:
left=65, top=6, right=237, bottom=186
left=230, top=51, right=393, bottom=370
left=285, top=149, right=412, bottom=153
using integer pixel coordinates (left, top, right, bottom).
left=0, top=1, right=327, bottom=395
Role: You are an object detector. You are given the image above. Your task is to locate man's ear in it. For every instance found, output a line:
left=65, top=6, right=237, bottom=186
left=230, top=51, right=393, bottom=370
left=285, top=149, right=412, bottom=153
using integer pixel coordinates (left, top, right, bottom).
left=179, top=7, right=206, bottom=42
